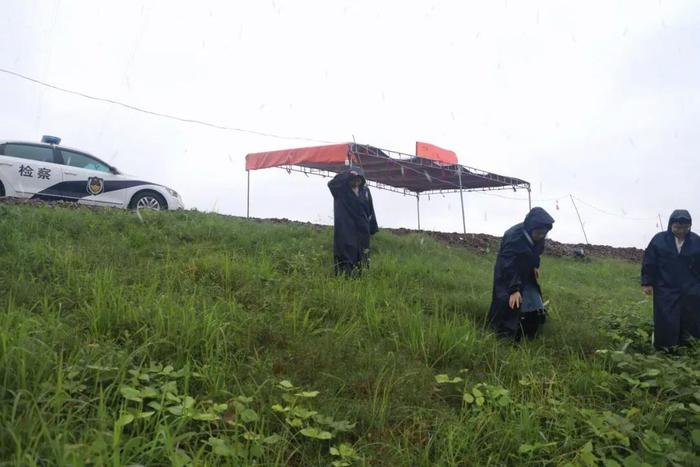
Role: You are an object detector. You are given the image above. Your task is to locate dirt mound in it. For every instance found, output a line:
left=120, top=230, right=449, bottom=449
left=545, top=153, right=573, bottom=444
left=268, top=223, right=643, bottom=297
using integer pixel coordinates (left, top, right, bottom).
left=390, top=228, right=643, bottom=262
left=259, top=217, right=644, bottom=263
left=545, top=239, right=643, bottom=262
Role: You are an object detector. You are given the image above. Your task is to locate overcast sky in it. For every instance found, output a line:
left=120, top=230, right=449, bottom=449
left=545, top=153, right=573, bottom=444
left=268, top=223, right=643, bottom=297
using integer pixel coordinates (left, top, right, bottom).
left=2, top=0, right=699, bottom=247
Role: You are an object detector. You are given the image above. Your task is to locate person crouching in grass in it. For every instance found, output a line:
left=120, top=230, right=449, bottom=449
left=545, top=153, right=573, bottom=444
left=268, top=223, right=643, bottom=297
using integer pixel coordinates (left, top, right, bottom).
left=488, top=207, right=555, bottom=341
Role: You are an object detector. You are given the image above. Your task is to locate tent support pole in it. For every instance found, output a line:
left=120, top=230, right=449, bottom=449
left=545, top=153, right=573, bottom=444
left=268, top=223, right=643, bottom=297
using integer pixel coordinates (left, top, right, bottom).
left=246, top=170, right=250, bottom=218
left=416, top=194, right=421, bottom=230
left=527, top=186, right=532, bottom=210
left=458, top=167, right=466, bottom=234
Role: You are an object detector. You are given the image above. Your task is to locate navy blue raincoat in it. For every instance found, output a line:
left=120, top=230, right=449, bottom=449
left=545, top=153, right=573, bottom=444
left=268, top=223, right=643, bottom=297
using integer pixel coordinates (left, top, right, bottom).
left=641, top=210, right=700, bottom=348
left=488, top=207, right=555, bottom=338
left=328, top=167, right=378, bottom=274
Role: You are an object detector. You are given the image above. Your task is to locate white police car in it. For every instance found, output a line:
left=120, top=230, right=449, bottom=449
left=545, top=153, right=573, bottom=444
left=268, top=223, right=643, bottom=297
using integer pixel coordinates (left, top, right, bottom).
left=0, top=136, right=184, bottom=211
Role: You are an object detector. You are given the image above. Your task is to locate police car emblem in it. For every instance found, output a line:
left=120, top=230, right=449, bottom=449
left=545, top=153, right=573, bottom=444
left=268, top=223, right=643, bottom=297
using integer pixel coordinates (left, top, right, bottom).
left=87, top=177, right=104, bottom=196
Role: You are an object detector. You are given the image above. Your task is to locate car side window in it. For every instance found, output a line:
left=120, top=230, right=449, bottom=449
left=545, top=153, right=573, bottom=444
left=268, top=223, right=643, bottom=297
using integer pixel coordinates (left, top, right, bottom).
left=60, top=150, right=111, bottom=173
left=2, top=144, right=55, bottom=163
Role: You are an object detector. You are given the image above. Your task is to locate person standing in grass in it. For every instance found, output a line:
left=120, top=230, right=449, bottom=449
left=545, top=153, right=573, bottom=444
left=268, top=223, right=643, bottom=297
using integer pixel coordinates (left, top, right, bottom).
left=328, top=166, right=379, bottom=277
left=641, top=210, right=700, bottom=350
left=488, top=207, right=555, bottom=340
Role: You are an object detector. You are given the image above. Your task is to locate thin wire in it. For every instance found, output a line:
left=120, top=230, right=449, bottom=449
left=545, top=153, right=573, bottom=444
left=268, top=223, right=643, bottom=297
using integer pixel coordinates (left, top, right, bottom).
left=0, top=67, right=337, bottom=144
left=472, top=191, right=564, bottom=202
left=471, top=191, right=658, bottom=222
left=571, top=195, right=656, bottom=221
left=472, top=191, right=529, bottom=201
left=532, top=195, right=567, bottom=202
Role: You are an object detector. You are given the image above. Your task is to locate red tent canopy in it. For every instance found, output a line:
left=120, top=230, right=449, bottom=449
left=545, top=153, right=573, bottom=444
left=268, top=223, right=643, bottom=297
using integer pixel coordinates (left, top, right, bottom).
left=245, top=143, right=529, bottom=195
left=245, top=143, right=350, bottom=171
left=415, top=141, right=458, bottom=165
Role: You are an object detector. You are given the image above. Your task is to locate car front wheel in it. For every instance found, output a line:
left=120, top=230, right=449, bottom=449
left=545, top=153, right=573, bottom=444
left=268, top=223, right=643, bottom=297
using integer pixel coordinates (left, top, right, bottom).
left=129, top=191, right=167, bottom=211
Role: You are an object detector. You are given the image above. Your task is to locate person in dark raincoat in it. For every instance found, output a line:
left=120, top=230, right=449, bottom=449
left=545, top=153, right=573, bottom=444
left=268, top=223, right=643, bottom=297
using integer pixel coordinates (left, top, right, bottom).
left=488, top=207, right=555, bottom=340
left=641, top=210, right=700, bottom=349
left=328, top=166, right=378, bottom=276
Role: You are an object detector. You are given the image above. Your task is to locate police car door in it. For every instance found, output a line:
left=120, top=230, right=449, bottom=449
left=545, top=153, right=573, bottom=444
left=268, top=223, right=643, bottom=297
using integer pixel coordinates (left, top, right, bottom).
left=0, top=143, right=63, bottom=199
left=57, top=148, right=124, bottom=207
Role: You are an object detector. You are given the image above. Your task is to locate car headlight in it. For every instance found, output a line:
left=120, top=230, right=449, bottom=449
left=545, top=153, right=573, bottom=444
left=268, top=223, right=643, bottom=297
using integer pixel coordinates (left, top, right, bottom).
left=166, top=187, right=179, bottom=198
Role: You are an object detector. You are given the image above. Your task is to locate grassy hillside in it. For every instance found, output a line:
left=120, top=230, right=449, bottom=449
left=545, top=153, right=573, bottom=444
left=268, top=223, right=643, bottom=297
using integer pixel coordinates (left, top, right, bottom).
left=1, top=204, right=698, bottom=466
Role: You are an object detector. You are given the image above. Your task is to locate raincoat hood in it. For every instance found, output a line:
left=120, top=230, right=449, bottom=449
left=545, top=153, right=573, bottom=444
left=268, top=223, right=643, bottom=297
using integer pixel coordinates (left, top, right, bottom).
left=523, top=207, right=555, bottom=234
left=347, top=165, right=367, bottom=185
left=668, top=209, right=692, bottom=230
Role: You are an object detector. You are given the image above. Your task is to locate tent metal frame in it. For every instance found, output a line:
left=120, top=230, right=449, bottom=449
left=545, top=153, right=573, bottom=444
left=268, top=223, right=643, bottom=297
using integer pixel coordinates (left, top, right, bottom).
left=246, top=144, right=531, bottom=233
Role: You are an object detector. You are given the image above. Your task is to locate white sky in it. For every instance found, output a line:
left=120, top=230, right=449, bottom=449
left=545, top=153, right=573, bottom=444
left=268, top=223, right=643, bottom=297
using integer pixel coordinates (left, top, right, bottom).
left=1, top=0, right=699, bottom=247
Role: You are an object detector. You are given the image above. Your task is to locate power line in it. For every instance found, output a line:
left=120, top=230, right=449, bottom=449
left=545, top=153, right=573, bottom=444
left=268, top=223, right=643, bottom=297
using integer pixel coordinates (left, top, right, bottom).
left=0, top=67, right=337, bottom=144
left=0, top=68, right=672, bottom=226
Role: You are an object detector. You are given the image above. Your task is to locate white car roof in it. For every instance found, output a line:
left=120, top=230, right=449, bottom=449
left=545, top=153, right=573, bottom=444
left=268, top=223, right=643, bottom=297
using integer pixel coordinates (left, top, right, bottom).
left=1, top=140, right=95, bottom=155
left=0, top=140, right=116, bottom=170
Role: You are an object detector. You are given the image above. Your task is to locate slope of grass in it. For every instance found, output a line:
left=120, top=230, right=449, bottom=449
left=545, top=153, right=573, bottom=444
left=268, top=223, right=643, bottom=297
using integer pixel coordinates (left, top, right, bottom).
left=1, top=204, right=698, bottom=466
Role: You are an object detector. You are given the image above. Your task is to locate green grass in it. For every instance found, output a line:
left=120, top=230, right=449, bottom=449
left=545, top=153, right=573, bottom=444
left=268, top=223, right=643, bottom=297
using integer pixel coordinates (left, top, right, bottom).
left=1, top=204, right=698, bottom=466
